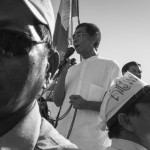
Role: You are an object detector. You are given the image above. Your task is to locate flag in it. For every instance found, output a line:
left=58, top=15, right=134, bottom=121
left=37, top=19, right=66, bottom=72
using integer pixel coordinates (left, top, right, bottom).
left=53, top=0, right=79, bottom=61
left=72, top=0, right=79, bottom=18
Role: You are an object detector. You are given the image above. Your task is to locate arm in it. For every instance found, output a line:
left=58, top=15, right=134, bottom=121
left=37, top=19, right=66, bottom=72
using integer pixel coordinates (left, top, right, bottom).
left=53, top=61, right=70, bottom=107
left=110, top=62, right=122, bottom=83
left=86, top=101, right=101, bottom=111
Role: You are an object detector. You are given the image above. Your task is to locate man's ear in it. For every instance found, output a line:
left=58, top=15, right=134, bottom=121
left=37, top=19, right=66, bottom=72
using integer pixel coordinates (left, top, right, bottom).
left=47, top=51, right=60, bottom=79
left=118, top=113, right=134, bottom=132
left=92, top=34, right=99, bottom=42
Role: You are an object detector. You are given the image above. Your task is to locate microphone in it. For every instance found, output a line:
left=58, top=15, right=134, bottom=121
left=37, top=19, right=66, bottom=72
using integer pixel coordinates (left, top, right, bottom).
left=70, top=58, right=77, bottom=66
left=59, top=47, right=75, bottom=69
left=64, top=47, right=75, bottom=60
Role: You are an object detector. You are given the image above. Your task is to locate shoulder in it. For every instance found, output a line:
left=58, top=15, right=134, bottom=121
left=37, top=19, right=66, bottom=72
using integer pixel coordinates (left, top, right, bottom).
left=96, top=56, right=120, bottom=68
left=35, top=118, right=79, bottom=150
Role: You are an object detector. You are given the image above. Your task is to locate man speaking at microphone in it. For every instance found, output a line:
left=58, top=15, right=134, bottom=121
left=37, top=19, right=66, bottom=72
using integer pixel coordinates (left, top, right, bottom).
left=58, top=47, right=75, bottom=70
left=53, top=23, right=121, bottom=150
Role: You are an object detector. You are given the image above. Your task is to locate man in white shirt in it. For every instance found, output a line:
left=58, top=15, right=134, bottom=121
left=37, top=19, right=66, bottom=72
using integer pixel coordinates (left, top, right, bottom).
left=100, top=72, right=150, bottom=150
left=53, top=22, right=121, bottom=150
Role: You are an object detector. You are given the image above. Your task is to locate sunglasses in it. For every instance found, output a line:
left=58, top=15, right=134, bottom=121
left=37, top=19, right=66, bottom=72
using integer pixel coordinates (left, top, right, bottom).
left=0, top=30, right=48, bottom=56
left=72, top=33, right=89, bottom=39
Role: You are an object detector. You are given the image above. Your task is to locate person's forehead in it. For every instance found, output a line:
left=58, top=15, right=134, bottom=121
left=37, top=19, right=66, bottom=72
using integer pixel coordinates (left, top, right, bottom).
left=0, top=0, right=36, bottom=32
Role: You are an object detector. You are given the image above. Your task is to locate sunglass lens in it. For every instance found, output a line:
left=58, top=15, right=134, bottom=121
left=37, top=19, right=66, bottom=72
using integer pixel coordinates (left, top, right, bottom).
left=0, top=30, right=32, bottom=56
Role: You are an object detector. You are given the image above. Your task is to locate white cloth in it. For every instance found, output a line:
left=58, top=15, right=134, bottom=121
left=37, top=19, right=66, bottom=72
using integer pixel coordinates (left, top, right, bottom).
left=0, top=101, right=78, bottom=150
left=56, top=55, right=121, bottom=150
left=105, top=138, right=147, bottom=150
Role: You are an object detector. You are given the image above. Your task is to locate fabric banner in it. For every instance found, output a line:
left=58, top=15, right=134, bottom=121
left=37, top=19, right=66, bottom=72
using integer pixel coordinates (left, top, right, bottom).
left=72, top=0, right=79, bottom=17
left=53, top=0, right=79, bottom=61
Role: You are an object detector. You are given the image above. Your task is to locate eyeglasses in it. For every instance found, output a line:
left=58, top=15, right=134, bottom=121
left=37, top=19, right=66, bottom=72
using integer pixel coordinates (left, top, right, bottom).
left=72, top=33, right=89, bottom=39
left=0, top=30, right=48, bottom=57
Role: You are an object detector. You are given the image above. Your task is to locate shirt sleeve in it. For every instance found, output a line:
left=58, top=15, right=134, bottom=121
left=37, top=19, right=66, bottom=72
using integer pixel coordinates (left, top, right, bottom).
left=110, top=61, right=122, bottom=85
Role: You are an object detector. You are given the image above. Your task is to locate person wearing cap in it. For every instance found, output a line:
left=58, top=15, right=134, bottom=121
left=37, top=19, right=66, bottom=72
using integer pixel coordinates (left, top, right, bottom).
left=53, top=23, right=121, bottom=150
left=99, top=71, right=150, bottom=150
left=0, top=0, right=79, bottom=149
left=122, top=61, right=142, bottom=79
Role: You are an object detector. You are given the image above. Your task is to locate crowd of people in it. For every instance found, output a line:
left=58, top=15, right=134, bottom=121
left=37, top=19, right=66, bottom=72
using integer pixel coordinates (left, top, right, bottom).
left=0, top=0, right=148, bottom=150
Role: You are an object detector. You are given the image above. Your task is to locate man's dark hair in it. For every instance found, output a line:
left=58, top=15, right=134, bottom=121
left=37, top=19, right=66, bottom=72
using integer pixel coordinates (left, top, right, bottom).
left=108, top=104, right=139, bottom=139
left=108, top=86, right=150, bottom=139
left=76, top=23, right=101, bottom=50
left=122, top=61, right=141, bottom=75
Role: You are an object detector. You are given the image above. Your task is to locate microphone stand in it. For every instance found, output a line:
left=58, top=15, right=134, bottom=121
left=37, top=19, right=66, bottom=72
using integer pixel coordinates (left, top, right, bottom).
left=67, top=108, right=77, bottom=139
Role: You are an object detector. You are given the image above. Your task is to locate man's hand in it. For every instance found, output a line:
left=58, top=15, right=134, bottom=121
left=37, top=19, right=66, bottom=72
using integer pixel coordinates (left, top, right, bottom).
left=69, top=95, right=102, bottom=111
left=69, top=95, right=88, bottom=110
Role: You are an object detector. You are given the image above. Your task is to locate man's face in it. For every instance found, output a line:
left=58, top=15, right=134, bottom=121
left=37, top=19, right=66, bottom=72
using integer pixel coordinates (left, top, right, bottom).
left=0, top=0, right=48, bottom=116
left=73, top=26, right=93, bottom=56
left=128, top=65, right=142, bottom=79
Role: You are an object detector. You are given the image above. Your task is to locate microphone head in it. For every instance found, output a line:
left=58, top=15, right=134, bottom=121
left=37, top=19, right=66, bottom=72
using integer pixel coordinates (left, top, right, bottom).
left=64, top=47, right=75, bottom=59
left=58, top=47, right=75, bottom=70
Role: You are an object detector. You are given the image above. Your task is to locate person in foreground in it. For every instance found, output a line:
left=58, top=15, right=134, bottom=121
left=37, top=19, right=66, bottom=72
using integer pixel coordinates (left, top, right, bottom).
left=99, top=71, right=150, bottom=150
left=0, top=0, right=79, bottom=149
left=53, top=22, right=121, bottom=150
left=122, top=61, right=142, bottom=79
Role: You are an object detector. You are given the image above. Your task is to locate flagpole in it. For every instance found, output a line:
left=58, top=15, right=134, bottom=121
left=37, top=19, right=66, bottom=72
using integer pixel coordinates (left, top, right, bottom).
left=67, top=108, right=77, bottom=139
left=77, top=0, right=80, bottom=24
left=68, top=0, right=73, bottom=47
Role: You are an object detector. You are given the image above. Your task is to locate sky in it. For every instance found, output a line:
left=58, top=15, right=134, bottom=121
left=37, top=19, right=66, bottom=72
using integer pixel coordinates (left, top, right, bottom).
left=51, top=0, right=150, bottom=83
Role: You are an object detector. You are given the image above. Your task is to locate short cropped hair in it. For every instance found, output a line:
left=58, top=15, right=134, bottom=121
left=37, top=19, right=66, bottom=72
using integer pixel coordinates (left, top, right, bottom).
left=76, top=23, right=101, bottom=50
left=108, top=104, right=139, bottom=139
left=122, top=61, right=141, bottom=75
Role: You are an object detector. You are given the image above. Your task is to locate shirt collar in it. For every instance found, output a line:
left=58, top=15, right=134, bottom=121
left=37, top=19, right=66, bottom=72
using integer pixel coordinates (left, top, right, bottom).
left=82, top=54, right=99, bottom=62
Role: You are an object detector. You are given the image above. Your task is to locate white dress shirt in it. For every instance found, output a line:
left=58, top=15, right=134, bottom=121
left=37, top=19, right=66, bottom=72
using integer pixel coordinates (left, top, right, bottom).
left=57, top=55, right=121, bottom=150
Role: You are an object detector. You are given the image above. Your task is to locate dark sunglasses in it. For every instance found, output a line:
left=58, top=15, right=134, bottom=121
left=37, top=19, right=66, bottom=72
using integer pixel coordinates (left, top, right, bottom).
left=0, top=30, right=48, bottom=56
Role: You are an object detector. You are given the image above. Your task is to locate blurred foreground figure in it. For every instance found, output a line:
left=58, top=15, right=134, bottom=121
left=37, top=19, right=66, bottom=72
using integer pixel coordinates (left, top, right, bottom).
left=0, top=0, right=79, bottom=149
left=122, top=61, right=142, bottom=79
left=100, top=72, right=150, bottom=150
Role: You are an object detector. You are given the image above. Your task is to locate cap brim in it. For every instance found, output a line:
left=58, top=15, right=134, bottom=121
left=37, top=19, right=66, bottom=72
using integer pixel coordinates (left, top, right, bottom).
left=22, top=0, right=55, bottom=37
